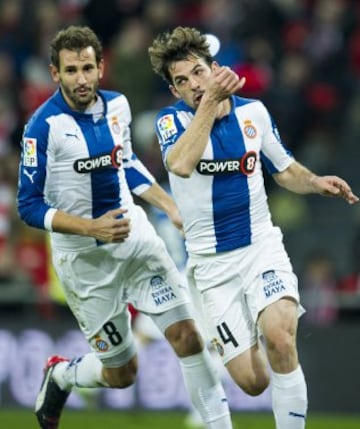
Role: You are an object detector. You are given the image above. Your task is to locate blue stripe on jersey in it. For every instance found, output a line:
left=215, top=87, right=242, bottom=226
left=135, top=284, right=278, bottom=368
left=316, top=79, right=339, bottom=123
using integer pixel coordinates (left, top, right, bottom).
left=212, top=115, right=251, bottom=252
left=124, top=154, right=152, bottom=189
left=77, top=118, right=121, bottom=219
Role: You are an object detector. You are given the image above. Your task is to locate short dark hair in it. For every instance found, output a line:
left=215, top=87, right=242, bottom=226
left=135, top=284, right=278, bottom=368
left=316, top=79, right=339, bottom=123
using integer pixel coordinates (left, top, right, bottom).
left=148, top=26, right=213, bottom=84
left=50, top=25, right=103, bottom=69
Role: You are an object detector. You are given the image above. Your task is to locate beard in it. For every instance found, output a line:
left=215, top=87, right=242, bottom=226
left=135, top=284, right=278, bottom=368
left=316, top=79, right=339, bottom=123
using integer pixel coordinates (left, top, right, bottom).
left=61, top=80, right=99, bottom=111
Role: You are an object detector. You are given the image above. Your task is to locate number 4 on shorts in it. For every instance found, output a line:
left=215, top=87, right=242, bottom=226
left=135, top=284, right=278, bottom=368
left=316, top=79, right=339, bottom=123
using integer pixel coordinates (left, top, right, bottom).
left=216, top=322, right=239, bottom=347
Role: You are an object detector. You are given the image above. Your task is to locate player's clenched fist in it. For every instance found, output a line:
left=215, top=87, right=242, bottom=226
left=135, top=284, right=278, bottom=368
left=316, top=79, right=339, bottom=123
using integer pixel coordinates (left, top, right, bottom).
left=91, top=208, right=131, bottom=243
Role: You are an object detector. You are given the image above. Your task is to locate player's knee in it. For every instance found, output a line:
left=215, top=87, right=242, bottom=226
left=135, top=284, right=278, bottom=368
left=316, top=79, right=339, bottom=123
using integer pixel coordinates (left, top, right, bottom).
left=266, top=330, right=296, bottom=359
left=165, top=320, right=204, bottom=357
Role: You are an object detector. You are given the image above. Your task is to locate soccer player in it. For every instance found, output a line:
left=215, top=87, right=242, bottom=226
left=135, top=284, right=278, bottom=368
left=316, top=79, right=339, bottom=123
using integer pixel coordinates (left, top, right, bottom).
left=148, top=26, right=359, bottom=429
left=17, top=26, right=233, bottom=429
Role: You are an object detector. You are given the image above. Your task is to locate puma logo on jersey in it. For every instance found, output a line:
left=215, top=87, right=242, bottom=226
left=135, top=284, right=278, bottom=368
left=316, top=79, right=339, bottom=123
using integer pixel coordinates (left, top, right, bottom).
left=65, top=130, right=79, bottom=140
left=23, top=169, right=37, bottom=183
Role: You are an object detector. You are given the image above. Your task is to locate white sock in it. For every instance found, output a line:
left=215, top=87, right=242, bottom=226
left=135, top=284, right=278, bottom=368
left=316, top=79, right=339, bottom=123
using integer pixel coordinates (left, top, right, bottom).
left=179, top=349, right=232, bottom=429
left=53, top=353, right=109, bottom=391
left=271, top=365, right=308, bottom=429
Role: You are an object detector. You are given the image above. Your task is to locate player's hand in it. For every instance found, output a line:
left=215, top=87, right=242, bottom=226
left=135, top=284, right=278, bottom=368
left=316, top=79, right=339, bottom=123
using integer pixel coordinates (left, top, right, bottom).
left=168, top=206, right=184, bottom=234
left=312, top=176, right=359, bottom=204
left=90, top=208, right=131, bottom=243
left=207, top=65, right=246, bottom=102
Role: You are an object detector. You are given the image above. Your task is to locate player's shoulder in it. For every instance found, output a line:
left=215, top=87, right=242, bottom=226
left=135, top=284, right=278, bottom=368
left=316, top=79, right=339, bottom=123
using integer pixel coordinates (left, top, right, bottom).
left=232, top=95, right=270, bottom=120
left=100, top=89, right=131, bottom=113
left=100, top=89, right=134, bottom=108
left=156, top=100, right=190, bottom=120
left=99, top=88, right=125, bottom=102
left=232, top=95, right=264, bottom=109
left=25, top=90, right=63, bottom=132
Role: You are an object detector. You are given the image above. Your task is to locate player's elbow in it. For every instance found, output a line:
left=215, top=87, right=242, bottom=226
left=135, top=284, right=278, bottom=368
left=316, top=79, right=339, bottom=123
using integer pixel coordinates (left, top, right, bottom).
left=18, top=205, right=35, bottom=227
left=167, top=160, right=193, bottom=178
left=171, top=167, right=192, bottom=178
left=17, top=200, right=44, bottom=230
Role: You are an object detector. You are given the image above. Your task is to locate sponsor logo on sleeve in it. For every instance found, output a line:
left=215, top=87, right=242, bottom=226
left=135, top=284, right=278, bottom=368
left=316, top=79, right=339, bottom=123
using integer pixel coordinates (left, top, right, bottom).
left=23, top=138, right=38, bottom=167
left=158, top=114, right=177, bottom=140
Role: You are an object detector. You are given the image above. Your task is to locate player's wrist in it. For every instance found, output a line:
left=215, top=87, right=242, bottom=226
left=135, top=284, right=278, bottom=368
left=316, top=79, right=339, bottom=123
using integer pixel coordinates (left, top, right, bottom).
left=309, top=175, right=319, bottom=192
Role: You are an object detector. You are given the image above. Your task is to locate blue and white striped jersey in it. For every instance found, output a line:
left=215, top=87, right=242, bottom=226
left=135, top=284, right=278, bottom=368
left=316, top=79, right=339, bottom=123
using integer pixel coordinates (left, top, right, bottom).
left=155, top=96, right=294, bottom=255
left=17, top=89, right=155, bottom=251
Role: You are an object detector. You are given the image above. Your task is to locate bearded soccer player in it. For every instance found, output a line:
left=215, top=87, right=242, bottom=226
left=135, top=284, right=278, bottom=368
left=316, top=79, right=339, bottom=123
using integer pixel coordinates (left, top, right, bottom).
left=17, top=25, right=233, bottom=429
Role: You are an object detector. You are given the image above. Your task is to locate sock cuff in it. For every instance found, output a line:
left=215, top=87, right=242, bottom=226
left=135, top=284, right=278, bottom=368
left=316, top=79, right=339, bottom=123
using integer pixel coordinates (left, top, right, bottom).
left=179, top=349, right=209, bottom=368
left=271, top=365, right=305, bottom=388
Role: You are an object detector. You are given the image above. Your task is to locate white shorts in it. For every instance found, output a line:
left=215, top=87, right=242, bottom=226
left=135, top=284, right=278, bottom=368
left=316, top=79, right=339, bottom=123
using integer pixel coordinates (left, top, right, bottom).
left=52, top=207, right=190, bottom=361
left=186, top=226, right=305, bottom=364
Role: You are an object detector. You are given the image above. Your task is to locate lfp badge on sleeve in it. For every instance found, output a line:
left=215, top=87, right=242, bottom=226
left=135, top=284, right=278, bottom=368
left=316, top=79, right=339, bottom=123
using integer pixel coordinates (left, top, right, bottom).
left=23, top=138, right=38, bottom=167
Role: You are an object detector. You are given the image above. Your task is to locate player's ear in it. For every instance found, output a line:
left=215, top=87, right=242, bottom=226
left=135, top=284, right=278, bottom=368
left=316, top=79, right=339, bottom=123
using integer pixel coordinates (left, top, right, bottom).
left=98, top=59, right=104, bottom=79
left=169, top=84, right=181, bottom=99
left=49, top=64, right=60, bottom=83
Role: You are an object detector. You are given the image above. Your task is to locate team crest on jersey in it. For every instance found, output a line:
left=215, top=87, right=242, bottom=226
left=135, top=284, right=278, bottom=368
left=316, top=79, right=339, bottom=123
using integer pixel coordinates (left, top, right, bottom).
left=111, top=116, right=121, bottom=134
left=211, top=338, right=224, bottom=357
left=23, top=138, right=38, bottom=167
left=93, top=335, right=109, bottom=352
left=243, top=120, right=257, bottom=139
left=158, top=114, right=177, bottom=140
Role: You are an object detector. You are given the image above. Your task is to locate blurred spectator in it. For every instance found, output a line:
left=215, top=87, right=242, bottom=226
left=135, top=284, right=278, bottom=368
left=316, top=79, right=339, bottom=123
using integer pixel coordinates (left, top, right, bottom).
left=0, top=159, right=17, bottom=282
left=0, top=52, right=19, bottom=157
left=0, top=0, right=32, bottom=78
left=107, top=17, right=155, bottom=116
left=300, top=250, right=339, bottom=325
left=268, top=188, right=310, bottom=232
left=233, top=36, right=273, bottom=98
left=337, top=211, right=360, bottom=298
left=143, top=0, right=176, bottom=33
left=263, top=52, right=311, bottom=150
left=19, top=0, right=60, bottom=120
left=82, top=0, right=144, bottom=45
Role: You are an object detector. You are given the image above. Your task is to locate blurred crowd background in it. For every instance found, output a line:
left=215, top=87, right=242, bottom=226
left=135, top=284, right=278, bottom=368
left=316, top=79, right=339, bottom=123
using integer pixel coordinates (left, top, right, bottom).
left=1, top=0, right=360, bottom=325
